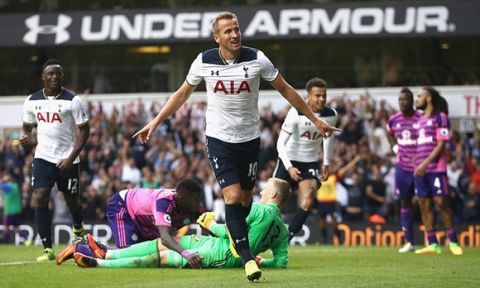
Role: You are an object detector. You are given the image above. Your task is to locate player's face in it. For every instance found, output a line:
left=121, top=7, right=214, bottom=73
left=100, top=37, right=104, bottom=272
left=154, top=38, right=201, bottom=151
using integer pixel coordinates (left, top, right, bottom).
left=415, top=89, right=428, bottom=110
left=307, top=87, right=327, bottom=112
left=42, top=65, right=64, bottom=91
left=178, top=194, right=201, bottom=214
left=214, top=18, right=242, bottom=56
left=398, top=92, right=413, bottom=114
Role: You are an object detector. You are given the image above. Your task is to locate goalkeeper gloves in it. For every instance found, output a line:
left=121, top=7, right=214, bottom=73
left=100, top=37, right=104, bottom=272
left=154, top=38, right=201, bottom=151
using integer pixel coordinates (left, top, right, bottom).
left=196, top=212, right=216, bottom=230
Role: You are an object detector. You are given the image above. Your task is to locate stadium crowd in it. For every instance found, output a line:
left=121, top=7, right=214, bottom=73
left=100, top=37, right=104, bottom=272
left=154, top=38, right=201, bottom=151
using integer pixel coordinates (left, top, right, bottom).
left=1, top=93, right=480, bottom=243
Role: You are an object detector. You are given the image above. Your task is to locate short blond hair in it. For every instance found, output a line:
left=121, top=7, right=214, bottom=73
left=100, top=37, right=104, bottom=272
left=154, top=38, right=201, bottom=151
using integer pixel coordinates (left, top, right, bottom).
left=211, top=11, right=238, bottom=34
left=268, top=178, right=292, bottom=204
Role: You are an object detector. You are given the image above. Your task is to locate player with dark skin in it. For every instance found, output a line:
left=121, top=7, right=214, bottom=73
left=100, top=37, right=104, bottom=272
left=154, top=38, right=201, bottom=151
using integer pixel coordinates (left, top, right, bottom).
left=21, top=60, right=90, bottom=261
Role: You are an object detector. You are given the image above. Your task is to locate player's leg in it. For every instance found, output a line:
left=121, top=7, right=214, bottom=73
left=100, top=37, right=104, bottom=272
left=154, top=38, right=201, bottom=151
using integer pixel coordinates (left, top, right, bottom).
left=396, top=166, right=415, bottom=252
left=105, top=239, right=159, bottom=260
left=414, top=175, right=441, bottom=254
left=331, top=210, right=342, bottom=245
left=33, top=186, right=55, bottom=260
left=75, top=252, right=160, bottom=268
left=288, top=173, right=318, bottom=240
left=431, top=173, right=462, bottom=255
left=31, top=159, right=56, bottom=261
left=206, top=136, right=261, bottom=281
left=2, top=215, right=10, bottom=243
left=222, top=184, right=254, bottom=261
left=318, top=214, right=328, bottom=244
left=225, top=137, right=262, bottom=281
left=57, top=163, right=84, bottom=241
left=106, top=190, right=139, bottom=248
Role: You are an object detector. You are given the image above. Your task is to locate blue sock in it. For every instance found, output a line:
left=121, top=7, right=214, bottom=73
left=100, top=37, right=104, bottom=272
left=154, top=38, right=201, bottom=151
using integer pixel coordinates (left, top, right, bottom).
left=447, top=227, right=459, bottom=243
left=427, top=231, right=438, bottom=245
left=400, top=208, right=414, bottom=244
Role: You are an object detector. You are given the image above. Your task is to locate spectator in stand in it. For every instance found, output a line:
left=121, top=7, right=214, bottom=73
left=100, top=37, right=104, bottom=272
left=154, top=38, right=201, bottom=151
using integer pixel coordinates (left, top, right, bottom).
left=364, top=164, right=387, bottom=224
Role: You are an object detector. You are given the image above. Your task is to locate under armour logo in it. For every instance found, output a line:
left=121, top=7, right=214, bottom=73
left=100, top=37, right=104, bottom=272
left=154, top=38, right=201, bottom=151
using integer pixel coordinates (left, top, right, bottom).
left=235, top=237, right=246, bottom=244
left=211, top=70, right=219, bottom=76
left=243, top=66, right=249, bottom=78
left=23, top=14, right=72, bottom=45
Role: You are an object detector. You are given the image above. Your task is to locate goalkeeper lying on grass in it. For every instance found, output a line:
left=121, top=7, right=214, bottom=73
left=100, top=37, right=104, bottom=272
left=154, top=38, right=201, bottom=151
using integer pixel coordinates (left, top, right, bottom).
left=70, top=178, right=291, bottom=269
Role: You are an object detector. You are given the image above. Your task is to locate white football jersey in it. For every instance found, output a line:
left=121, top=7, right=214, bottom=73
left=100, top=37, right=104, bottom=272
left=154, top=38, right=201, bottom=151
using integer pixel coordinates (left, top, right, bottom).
left=281, top=106, right=338, bottom=163
left=22, top=88, right=89, bottom=164
left=186, top=46, right=279, bottom=143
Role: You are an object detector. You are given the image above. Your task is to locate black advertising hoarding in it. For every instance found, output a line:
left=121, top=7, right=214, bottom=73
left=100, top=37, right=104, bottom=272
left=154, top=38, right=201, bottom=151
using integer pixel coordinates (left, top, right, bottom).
left=0, top=1, right=479, bottom=47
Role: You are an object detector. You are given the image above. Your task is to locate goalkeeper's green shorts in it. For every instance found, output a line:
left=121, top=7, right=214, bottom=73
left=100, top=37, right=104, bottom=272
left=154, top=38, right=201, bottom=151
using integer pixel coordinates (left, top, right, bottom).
left=166, top=235, right=241, bottom=268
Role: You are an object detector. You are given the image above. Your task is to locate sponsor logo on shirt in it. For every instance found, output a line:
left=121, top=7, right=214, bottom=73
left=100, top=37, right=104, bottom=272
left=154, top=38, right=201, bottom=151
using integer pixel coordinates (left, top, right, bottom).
left=417, top=128, right=433, bottom=144
left=397, top=129, right=416, bottom=146
left=213, top=80, right=251, bottom=94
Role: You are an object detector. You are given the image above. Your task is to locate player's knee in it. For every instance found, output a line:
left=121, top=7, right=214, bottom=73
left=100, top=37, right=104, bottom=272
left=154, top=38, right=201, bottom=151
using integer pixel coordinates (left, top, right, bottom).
left=300, top=199, right=313, bottom=211
left=32, top=192, right=49, bottom=207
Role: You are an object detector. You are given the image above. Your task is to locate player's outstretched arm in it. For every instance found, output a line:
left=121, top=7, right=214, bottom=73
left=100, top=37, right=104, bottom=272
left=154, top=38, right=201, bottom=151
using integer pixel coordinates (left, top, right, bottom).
left=133, top=82, right=196, bottom=143
left=270, top=75, right=340, bottom=136
left=158, top=225, right=202, bottom=269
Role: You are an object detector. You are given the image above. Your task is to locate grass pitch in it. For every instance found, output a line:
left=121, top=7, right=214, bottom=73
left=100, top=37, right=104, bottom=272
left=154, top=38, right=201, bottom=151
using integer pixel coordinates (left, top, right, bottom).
left=1, top=245, right=478, bottom=288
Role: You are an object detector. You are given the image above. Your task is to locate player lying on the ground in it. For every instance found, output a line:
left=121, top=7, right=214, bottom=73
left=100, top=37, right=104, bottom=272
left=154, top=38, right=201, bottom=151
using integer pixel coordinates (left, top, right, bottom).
left=56, top=178, right=205, bottom=268
left=68, top=178, right=291, bottom=270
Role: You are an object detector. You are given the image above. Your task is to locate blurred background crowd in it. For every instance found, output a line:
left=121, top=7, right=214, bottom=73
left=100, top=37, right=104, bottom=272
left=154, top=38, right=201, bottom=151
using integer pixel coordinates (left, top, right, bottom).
left=1, top=93, right=479, bottom=241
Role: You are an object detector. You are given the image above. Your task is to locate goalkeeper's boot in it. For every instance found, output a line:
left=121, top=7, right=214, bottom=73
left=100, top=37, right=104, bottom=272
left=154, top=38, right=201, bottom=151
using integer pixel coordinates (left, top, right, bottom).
left=245, top=259, right=262, bottom=282
left=74, top=252, right=98, bottom=268
left=415, top=243, right=442, bottom=254
left=449, top=242, right=463, bottom=256
left=37, top=248, right=56, bottom=262
left=56, top=243, right=78, bottom=265
left=72, top=224, right=86, bottom=243
left=86, top=234, right=108, bottom=259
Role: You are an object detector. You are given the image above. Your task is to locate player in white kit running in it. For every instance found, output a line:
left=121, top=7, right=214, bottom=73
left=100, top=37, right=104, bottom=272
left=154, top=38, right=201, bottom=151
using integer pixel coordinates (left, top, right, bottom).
left=274, top=78, right=338, bottom=241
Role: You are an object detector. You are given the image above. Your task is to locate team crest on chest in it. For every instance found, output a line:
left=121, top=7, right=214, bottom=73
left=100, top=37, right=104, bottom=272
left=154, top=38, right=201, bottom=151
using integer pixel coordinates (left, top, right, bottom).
left=243, top=65, right=249, bottom=78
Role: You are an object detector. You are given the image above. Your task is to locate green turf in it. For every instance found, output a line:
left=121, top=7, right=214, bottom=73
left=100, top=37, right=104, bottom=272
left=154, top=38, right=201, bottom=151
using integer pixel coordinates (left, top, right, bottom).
left=0, top=245, right=478, bottom=288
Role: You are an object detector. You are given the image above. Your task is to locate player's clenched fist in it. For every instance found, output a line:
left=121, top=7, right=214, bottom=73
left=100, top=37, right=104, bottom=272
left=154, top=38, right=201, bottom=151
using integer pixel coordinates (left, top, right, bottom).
left=196, top=212, right=216, bottom=230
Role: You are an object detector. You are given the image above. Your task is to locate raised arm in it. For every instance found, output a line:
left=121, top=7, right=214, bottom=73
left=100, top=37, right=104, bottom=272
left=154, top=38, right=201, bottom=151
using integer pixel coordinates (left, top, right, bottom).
left=270, top=75, right=340, bottom=136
